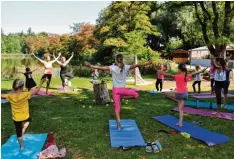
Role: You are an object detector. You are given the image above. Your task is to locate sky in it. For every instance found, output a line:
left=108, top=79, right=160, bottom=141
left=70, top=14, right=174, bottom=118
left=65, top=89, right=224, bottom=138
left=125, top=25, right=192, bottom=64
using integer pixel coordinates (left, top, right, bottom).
left=1, top=1, right=111, bottom=34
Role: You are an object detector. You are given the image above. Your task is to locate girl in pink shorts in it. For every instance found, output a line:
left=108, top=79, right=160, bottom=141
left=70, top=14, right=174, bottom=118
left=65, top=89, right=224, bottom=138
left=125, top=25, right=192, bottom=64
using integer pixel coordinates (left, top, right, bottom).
left=85, top=54, right=152, bottom=130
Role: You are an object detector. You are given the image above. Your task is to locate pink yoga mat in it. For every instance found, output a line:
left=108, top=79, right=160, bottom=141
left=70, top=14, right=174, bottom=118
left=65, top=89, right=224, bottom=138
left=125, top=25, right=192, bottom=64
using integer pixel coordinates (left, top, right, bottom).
left=57, top=86, right=73, bottom=93
left=190, top=92, right=234, bottom=99
left=173, top=107, right=234, bottom=120
left=37, top=90, right=55, bottom=96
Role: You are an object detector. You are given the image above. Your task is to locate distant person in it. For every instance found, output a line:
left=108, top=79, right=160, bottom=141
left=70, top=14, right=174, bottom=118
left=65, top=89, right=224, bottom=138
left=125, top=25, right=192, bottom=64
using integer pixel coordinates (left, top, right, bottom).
left=155, top=65, right=167, bottom=92
left=17, top=67, right=37, bottom=91
left=210, top=55, right=216, bottom=95
left=54, top=53, right=74, bottom=92
left=32, top=53, right=61, bottom=94
left=192, top=65, right=202, bottom=94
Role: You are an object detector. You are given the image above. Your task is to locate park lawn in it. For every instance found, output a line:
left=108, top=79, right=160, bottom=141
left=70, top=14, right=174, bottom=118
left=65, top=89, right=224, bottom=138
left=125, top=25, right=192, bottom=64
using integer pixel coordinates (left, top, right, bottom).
left=1, top=77, right=234, bottom=159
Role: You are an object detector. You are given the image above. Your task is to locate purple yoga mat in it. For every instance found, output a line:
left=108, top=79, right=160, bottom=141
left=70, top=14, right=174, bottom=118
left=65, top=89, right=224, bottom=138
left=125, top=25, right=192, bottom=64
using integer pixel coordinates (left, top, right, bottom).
left=57, top=86, right=73, bottom=92
left=190, top=92, right=234, bottom=99
left=173, top=107, right=234, bottom=120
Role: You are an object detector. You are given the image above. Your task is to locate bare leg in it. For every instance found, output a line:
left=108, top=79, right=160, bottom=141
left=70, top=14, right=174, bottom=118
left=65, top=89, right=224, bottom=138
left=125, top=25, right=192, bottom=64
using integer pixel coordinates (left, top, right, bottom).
left=18, top=136, right=24, bottom=150
left=176, top=100, right=185, bottom=127
left=115, top=112, right=121, bottom=130
left=22, top=121, right=30, bottom=135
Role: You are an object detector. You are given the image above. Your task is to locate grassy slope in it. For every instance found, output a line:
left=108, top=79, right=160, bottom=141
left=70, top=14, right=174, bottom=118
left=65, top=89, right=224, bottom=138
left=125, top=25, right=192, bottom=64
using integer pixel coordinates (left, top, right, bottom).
left=1, top=77, right=234, bottom=159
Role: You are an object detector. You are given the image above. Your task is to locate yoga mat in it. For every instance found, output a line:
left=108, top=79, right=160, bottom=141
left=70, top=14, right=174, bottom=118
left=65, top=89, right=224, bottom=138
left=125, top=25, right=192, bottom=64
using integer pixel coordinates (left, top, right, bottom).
left=37, top=90, right=55, bottom=96
left=56, top=86, right=73, bottom=93
left=173, top=107, right=234, bottom=120
left=153, top=115, right=230, bottom=146
left=1, top=133, right=48, bottom=159
left=149, top=88, right=175, bottom=94
left=185, top=100, right=211, bottom=108
left=211, top=103, right=234, bottom=111
left=109, top=120, right=146, bottom=148
left=191, top=93, right=234, bottom=99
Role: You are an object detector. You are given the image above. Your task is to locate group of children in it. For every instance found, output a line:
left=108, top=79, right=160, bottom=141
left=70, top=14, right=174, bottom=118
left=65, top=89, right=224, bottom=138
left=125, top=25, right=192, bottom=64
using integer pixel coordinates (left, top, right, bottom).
left=1, top=53, right=233, bottom=149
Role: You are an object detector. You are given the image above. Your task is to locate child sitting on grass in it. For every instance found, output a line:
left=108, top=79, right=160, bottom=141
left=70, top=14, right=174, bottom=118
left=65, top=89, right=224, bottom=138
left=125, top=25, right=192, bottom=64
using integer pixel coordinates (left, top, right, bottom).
left=1, top=78, right=44, bottom=149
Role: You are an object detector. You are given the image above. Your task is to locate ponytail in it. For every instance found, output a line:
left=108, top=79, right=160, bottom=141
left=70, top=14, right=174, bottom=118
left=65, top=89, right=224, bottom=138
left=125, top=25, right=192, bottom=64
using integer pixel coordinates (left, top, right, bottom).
left=116, top=54, right=124, bottom=73
left=178, top=63, right=188, bottom=82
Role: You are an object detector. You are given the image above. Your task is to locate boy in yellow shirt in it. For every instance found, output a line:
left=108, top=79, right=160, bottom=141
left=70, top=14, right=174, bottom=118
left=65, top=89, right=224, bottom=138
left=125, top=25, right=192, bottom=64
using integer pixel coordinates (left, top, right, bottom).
left=1, top=78, right=45, bottom=149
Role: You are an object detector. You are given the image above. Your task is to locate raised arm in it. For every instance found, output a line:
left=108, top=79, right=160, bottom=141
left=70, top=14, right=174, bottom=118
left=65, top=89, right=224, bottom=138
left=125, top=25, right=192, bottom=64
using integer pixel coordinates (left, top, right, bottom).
left=51, top=53, right=61, bottom=63
left=84, top=61, right=110, bottom=71
left=130, top=60, right=152, bottom=70
left=53, top=54, right=62, bottom=65
left=211, top=58, right=221, bottom=69
left=31, top=53, right=46, bottom=64
left=31, top=68, right=38, bottom=72
left=64, top=52, right=74, bottom=66
left=192, top=67, right=208, bottom=76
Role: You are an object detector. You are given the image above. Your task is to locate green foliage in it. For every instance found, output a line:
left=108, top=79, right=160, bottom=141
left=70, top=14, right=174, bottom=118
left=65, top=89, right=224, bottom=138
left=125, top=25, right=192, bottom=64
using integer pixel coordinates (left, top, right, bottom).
left=95, top=1, right=160, bottom=59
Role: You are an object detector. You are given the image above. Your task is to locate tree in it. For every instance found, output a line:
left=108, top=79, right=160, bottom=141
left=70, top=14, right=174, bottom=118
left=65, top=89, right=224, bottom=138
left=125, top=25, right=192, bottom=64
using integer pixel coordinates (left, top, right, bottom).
left=95, top=1, right=160, bottom=62
left=167, top=1, right=234, bottom=57
left=70, top=22, right=85, bottom=34
left=27, top=27, right=34, bottom=36
left=193, top=1, right=234, bottom=57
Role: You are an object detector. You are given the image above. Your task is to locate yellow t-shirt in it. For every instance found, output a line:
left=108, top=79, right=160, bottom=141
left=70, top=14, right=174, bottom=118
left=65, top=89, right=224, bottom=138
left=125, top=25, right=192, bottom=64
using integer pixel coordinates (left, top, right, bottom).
left=6, top=92, right=31, bottom=121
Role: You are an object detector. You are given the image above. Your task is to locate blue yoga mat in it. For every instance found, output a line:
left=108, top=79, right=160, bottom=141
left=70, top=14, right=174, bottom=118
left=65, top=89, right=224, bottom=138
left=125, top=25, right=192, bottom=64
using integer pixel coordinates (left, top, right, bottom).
left=109, top=120, right=146, bottom=148
left=211, top=103, right=234, bottom=110
left=185, top=100, right=210, bottom=108
left=1, top=99, right=8, bottom=104
left=153, top=115, right=229, bottom=146
left=1, top=133, right=48, bottom=159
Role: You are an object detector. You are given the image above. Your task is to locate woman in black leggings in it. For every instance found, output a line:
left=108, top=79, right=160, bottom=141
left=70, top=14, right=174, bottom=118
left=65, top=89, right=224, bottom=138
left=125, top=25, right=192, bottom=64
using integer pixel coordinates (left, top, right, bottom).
left=54, top=53, right=74, bottom=92
left=212, top=58, right=226, bottom=114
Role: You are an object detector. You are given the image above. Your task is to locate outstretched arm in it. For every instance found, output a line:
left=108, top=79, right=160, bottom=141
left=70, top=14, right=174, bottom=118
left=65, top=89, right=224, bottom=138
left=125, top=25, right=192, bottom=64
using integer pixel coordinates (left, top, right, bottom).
left=130, top=60, right=152, bottom=70
left=84, top=61, right=110, bottom=71
left=31, top=53, right=46, bottom=64
left=1, top=94, right=7, bottom=98
left=30, top=79, right=45, bottom=95
left=211, top=58, right=221, bottom=69
left=53, top=54, right=62, bottom=65
left=192, top=67, right=208, bottom=76
left=51, top=53, right=61, bottom=63
left=16, top=71, right=25, bottom=74
left=64, top=52, right=74, bottom=66
left=31, top=68, right=38, bottom=72
left=163, top=73, right=174, bottom=79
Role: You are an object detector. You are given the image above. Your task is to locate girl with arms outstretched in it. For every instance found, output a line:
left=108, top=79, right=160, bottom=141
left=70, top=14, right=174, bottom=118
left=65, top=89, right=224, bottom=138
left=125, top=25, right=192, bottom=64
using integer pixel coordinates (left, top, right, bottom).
left=85, top=54, right=152, bottom=130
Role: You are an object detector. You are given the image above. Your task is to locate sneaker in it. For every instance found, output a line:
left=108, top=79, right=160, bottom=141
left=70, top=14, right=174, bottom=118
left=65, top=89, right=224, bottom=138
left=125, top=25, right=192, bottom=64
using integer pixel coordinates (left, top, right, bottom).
left=146, top=142, right=152, bottom=152
left=151, top=142, right=159, bottom=153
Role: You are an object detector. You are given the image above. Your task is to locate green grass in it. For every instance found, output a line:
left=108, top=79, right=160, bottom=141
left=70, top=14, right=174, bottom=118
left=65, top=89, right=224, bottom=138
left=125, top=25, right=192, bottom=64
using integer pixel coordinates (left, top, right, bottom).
left=1, top=77, right=234, bottom=159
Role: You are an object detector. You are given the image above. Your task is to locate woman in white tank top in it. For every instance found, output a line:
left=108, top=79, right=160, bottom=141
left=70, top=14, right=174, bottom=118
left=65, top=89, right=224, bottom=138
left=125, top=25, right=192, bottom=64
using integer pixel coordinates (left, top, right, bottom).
left=212, top=57, right=226, bottom=114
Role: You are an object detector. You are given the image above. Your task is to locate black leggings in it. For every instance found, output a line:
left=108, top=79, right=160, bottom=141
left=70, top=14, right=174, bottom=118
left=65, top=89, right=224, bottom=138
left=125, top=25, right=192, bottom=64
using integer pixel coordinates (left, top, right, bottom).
left=41, top=74, right=52, bottom=88
left=14, top=117, right=31, bottom=137
left=155, top=79, right=163, bottom=91
left=211, top=79, right=215, bottom=92
left=215, top=81, right=225, bottom=105
left=60, top=72, right=74, bottom=86
left=192, top=81, right=201, bottom=93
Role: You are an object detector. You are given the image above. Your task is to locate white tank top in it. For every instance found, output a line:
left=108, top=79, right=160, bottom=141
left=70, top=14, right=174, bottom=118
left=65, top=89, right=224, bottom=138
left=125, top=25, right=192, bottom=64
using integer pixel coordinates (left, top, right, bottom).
left=214, top=70, right=226, bottom=81
left=195, top=73, right=201, bottom=81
